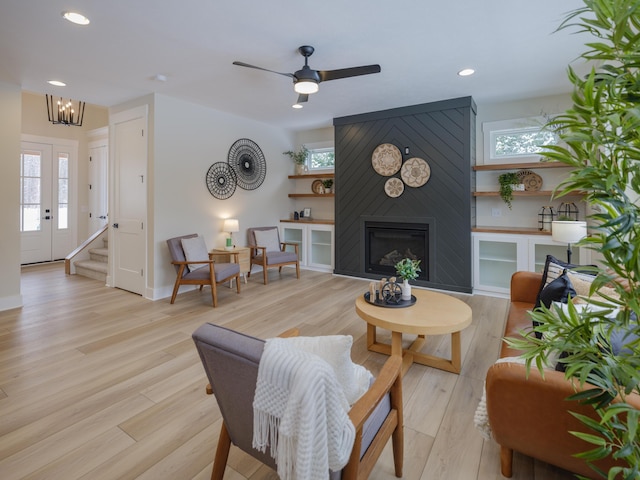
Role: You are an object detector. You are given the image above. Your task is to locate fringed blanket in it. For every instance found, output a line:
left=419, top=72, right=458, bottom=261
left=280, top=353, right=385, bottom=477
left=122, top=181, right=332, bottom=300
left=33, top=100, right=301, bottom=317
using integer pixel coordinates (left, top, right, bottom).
left=252, top=337, right=355, bottom=480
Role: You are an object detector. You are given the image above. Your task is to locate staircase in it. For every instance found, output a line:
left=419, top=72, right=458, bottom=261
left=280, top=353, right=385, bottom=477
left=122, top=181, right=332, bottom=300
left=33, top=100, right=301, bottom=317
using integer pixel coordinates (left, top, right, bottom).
left=74, top=237, right=108, bottom=282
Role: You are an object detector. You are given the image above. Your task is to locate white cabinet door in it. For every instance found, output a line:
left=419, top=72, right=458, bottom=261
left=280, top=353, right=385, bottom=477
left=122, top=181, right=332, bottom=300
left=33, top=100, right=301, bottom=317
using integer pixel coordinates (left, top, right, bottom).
left=279, top=223, right=334, bottom=272
left=473, top=233, right=527, bottom=295
left=307, top=224, right=334, bottom=271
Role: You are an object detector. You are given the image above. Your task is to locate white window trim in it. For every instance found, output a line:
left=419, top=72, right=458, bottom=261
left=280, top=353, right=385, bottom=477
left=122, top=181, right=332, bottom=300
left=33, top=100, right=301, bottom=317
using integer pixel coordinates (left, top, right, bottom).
left=305, top=141, right=334, bottom=173
left=482, top=115, right=558, bottom=165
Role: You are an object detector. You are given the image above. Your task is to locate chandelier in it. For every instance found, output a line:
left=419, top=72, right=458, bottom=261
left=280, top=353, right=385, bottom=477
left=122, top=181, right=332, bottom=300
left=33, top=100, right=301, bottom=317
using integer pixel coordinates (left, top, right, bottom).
left=46, top=94, right=85, bottom=126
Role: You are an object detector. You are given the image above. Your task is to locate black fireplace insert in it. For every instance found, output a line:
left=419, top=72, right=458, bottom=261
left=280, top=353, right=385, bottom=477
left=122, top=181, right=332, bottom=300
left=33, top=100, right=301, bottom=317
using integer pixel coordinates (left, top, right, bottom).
left=364, top=221, right=429, bottom=280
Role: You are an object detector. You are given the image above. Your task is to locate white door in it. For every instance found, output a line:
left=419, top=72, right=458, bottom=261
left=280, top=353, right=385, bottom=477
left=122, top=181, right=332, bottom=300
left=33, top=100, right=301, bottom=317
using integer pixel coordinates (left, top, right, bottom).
left=20, top=141, right=76, bottom=264
left=111, top=107, right=147, bottom=295
left=88, top=143, right=108, bottom=234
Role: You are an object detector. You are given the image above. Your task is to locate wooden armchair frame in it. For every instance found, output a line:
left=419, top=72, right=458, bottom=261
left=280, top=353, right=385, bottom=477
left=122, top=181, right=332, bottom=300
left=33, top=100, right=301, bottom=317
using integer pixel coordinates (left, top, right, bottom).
left=247, top=227, right=300, bottom=285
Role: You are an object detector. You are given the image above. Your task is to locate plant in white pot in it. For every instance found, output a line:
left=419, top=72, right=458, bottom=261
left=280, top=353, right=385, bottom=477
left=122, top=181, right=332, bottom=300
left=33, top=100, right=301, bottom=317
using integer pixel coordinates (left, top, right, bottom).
left=283, top=145, right=309, bottom=175
left=395, top=258, right=421, bottom=301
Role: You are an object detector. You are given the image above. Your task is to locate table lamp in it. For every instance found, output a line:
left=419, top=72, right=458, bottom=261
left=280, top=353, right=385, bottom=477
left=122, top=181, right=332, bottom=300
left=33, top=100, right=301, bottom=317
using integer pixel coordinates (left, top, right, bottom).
left=551, top=220, right=587, bottom=263
left=223, top=218, right=239, bottom=250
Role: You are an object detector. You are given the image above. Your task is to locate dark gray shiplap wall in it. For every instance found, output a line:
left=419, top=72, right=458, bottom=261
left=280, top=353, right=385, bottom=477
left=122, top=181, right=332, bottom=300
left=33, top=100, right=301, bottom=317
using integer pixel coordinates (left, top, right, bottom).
left=333, top=97, right=476, bottom=293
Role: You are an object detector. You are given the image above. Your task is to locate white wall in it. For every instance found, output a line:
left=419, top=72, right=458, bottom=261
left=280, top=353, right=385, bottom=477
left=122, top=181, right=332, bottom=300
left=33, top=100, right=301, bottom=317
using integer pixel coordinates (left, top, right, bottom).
left=152, top=94, right=294, bottom=297
left=0, top=82, right=22, bottom=310
left=474, top=93, right=574, bottom=229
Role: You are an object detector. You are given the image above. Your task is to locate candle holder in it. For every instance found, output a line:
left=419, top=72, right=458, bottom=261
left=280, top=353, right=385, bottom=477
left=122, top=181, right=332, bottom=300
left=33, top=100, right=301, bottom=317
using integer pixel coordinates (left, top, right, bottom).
left=538, top=205, right=556, bottom=232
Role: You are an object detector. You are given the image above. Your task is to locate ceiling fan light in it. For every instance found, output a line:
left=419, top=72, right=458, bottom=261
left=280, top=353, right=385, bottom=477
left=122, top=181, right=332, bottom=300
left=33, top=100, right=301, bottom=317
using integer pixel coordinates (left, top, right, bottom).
left=294, top=80, right=319, bottom=94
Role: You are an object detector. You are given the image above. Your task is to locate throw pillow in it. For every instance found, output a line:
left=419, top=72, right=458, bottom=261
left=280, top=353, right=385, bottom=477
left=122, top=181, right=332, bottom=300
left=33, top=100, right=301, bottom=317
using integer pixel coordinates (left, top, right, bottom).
left=533, top=270, right=576, bottom=339
left=535, top=255, right=595, bottom=308
left=254, top=228, right=281, bottom=253
left=567, top=270, right=620, bottom=304
left=284, top=335, right=373, bottom=405
left=181, top=235, right=209, bottom=272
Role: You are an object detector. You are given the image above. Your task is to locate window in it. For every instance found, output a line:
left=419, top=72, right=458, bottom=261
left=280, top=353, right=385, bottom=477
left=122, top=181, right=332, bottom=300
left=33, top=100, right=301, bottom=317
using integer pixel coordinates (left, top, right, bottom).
left=305, top=142, right=335, bottom=171
left=483, top=116, right=559, bottom=164
left=58, top=153, right=69, bottom=230
left=20, top=150, right=42, bottom=232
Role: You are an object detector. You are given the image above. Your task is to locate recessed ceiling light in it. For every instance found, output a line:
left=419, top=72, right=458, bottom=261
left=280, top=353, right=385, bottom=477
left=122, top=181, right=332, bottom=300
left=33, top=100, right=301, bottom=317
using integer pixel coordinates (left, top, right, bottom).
left=292, top=103, right=303, bottom=109
left=62, top=11, right=90, bottom=25
left=458, top=68, right=475, bottom=77
left=48, top=80, right=66, bottom=87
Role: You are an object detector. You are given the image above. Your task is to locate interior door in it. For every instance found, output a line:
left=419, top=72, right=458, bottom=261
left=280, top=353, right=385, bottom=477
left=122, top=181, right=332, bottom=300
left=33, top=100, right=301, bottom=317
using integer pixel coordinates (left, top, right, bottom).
left=20, top=141, right=76, bottom=264
left=88, top=142, right=108, bottom=234
left=112, top=108, right=147, bottom=295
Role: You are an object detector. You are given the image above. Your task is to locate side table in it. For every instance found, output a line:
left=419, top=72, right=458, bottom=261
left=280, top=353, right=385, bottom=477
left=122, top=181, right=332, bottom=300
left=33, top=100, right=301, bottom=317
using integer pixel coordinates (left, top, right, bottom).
left=209, top=247, right=250, bottom=286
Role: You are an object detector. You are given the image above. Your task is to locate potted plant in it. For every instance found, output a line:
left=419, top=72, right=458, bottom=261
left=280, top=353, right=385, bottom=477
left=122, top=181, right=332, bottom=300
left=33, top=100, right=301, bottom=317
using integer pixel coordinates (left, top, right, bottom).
left=507, top=1, right=640, bottom=476
left=498, top=172, right=520, bottom=209
left=395, top=258, right=421, bottom=301
left=322, top=178, right=334, bottom=193
left=283, top=145, right=309, bottom=175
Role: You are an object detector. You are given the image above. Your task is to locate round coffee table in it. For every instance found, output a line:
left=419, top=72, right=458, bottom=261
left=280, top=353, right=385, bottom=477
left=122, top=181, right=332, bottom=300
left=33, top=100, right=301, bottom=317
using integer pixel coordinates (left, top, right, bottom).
left=355, top=289, right=472, bottom=375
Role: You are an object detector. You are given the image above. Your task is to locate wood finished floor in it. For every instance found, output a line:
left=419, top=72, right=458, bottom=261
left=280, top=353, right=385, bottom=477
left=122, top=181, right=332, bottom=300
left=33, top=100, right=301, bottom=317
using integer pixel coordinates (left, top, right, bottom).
left=0, top=263, right=577, bottom=480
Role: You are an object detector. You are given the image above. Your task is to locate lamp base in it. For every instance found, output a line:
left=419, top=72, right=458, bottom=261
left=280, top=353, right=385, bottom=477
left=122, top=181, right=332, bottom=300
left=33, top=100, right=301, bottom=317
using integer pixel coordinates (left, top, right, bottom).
left=225, top=245, right=235, bottom=251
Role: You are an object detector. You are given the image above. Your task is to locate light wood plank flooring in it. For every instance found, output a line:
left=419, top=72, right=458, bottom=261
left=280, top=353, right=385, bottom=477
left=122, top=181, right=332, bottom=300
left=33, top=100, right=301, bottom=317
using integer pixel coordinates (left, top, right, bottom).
left=0, top=263, right=576, bottom=479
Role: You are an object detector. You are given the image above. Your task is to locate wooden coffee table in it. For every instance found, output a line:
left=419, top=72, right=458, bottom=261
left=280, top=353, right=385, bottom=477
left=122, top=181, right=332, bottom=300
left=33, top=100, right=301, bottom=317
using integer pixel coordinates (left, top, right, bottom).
left=355, top=289, right=472, bottom=376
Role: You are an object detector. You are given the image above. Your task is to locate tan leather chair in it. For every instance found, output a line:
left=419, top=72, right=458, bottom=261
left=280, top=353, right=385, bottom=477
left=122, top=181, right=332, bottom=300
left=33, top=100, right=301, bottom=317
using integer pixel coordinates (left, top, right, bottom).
left=246, top=226, right=300, bottom=284
left=192, top=323, right=404, bottom=480
left=166, top=234, right=240, bottom=307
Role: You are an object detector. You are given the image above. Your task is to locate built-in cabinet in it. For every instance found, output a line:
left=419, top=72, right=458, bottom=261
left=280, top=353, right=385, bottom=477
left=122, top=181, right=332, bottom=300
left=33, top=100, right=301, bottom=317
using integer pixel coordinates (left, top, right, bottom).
left=279, top=221, right=334, bottom=272
left=473, top=232, right=590, bottom=296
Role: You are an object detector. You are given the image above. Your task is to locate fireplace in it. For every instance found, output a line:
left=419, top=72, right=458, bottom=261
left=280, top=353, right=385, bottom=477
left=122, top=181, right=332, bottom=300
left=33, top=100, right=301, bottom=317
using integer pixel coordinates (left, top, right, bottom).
left=364, top=221, right=429, bottom=281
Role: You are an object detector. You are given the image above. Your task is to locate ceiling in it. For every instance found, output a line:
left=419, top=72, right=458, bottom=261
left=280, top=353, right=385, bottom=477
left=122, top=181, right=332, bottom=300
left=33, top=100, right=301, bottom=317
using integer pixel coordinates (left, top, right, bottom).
left=0, top=0, right=588, bottom=132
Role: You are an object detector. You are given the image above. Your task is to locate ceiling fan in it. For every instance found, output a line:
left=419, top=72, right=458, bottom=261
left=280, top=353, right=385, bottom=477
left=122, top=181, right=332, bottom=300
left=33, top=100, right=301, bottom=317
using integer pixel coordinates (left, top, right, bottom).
left=233, top=45, right=381, bottom=105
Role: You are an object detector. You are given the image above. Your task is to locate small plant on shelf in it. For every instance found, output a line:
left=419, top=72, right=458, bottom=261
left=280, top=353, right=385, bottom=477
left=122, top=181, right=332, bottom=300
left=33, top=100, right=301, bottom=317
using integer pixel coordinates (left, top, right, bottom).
left=322, top=179, right=333, bottom=193
left=498, top=172, right=520, bottom=209
left=283, top=145, right=309, bottom=165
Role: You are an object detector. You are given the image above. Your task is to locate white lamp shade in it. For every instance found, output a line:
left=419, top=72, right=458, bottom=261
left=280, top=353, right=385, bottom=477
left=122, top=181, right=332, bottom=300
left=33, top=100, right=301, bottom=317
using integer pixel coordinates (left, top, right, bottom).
left=223, top=218, right=239, bottom=233
left=551, top=221, right=587, bottom=244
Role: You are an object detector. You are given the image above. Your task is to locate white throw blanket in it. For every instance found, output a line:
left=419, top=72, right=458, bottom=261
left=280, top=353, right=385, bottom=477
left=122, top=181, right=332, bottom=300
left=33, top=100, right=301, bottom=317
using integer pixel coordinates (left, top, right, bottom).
left=252, top=337, right=355, bottom=480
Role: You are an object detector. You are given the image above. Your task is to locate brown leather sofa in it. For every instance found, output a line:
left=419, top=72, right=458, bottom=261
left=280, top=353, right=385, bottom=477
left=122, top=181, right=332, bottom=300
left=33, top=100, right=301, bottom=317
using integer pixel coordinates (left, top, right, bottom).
left=486, top=271, right=640, bottom=478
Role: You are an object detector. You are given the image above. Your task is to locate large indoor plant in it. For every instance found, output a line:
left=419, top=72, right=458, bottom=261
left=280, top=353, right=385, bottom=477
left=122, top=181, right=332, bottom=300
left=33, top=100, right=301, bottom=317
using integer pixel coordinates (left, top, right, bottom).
left=506, top=1, right=640, bottom=478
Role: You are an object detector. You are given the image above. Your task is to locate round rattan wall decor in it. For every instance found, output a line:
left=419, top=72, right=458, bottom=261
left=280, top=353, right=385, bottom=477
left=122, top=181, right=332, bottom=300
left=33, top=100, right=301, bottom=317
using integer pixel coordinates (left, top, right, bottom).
left=206, top=162, right=237, bottom=200
left=372, top=143, right=402, bottom=176
left=227, top=138, right=266, bottom=190
left=401, top=157, right=431, bottom=188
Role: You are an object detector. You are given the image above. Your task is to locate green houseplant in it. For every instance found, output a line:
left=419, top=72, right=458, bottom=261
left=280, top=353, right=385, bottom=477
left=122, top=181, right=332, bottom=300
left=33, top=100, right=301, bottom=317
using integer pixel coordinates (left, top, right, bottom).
left=283, top=145, right=309, bottom=175
left=395, top=258, right=421, bottom=301
left=322, top=178, right=334, bottom=193
left=498, top=172, right=520, bottom=209
left=506, top=1, right=640, bottom=477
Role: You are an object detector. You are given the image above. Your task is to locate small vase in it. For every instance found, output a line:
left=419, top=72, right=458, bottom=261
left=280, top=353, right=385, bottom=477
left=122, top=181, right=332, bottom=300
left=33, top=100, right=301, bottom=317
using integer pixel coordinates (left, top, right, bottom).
left=401, top=279, right=412, bottom=301
left=295, top=164, right=307, bottom=175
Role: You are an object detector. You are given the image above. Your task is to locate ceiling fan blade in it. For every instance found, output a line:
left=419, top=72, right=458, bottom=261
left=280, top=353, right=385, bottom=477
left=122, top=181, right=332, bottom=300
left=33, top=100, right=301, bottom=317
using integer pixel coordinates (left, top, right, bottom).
left=232, top=61, right=295, bottom=79
left=297, top=94, right=308, bottom=103
left=318, top=64, right=381, bottom=82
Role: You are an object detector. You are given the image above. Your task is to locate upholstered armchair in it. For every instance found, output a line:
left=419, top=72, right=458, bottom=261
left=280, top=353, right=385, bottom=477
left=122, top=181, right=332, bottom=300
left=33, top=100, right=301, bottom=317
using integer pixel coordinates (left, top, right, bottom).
left=166, top=234, right=240, bottom=307
left=246, top=226, right=300, bottom=284
left=192, top=323, right=403, bottom=480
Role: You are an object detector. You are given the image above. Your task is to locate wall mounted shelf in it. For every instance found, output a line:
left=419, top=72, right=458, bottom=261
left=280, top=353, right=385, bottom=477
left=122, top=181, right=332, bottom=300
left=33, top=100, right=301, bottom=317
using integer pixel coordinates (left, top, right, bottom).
left=288, top=193, right=335, bottom=198
left=473, top=162, right=567, bottom=171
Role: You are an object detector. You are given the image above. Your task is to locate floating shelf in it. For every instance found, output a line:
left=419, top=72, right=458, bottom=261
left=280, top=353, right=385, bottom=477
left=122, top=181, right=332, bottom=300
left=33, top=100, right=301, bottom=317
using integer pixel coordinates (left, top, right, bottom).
left=472, top=226, right=551, bottom=235
left=288, top=193, right=335, bottom=198
left=288, top=173, right=335, bottom=179
left=473, top=190, right=555, bottom=197
left=473, top=162, right=568, bottom=171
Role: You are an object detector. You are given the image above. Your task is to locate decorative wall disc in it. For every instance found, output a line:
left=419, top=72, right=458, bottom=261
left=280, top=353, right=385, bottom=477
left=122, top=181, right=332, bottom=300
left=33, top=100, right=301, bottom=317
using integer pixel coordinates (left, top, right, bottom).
left=401, top=157, right=431, bottom=187
left=384, top=177, right=404, bottom=198
left=227, top=138, right=266, bottom=190
left=372, top=143, right=402, bottom=176
left=517, top=169, right=543, bottom=191
left=206, top=162, right=237, bottom=200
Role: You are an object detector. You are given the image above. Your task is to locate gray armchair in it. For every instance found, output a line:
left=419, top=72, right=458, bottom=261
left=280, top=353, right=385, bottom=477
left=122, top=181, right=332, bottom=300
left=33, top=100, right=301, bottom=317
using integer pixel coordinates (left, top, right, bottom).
left=247, top=226, right=300, bottom=284
left=166, top=234, right=240, bottom=307
left=192, top=323, right=403, bottom=480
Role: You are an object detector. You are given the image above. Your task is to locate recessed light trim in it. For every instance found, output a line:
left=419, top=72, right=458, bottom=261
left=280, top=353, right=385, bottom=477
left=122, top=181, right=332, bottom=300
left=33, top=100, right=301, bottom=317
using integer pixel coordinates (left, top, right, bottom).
left=48, top=80, right=66, bottom=87
left=292, top=103, right=303, bottom=109
left=458, top=68, right=475, bottom=77
left=62, top=11, right=90, bottom=25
